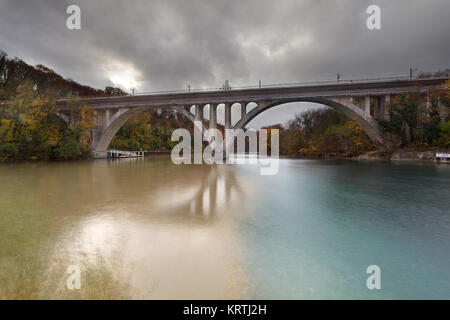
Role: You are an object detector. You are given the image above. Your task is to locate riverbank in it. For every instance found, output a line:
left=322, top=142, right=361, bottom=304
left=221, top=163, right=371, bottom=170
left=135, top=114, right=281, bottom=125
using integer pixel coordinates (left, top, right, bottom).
left=2, top=149, right=450, bottom=164
left=283, top=148, right=450, bottom=163
left=352, top=150, right=450, bottom=163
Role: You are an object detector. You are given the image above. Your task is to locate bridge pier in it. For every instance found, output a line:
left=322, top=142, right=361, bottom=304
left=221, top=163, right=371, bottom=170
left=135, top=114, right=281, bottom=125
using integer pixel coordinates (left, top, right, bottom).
left=379, top=95, right=391, bottom=120
left=225, top=103, right=232, bottom=129
left=364, top=96, right=371, bottom=116
left=195, top=104, right=203, bottom=122
left=241, top=102, right=247, bottom=122
left=209, top=103, right=217, bottom=130
left=92, top=150, right=108, bottom=159
left=370, top=95, right=391, bottom=120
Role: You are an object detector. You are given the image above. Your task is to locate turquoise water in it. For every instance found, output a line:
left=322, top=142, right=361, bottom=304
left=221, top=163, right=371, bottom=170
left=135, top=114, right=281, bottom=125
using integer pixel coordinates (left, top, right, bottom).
left=236, top=160, right=450, bottom=299
left=0, top=157, right=449, bottom=299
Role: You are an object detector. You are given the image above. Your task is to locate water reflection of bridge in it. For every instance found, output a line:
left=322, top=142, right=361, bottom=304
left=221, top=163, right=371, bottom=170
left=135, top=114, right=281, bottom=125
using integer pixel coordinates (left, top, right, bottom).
left=105, top=157, right=245, bottom=219
left=187, top=166, right=244, bottom=218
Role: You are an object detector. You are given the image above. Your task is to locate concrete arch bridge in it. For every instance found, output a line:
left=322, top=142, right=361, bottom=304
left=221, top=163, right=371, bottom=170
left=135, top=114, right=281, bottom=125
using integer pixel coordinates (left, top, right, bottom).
left=55, top=77, right=448, bottom=158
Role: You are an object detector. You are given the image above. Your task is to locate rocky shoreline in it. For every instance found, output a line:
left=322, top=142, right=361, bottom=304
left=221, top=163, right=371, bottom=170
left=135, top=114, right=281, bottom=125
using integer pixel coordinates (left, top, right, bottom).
left=353, top=150, right=450, bottom=163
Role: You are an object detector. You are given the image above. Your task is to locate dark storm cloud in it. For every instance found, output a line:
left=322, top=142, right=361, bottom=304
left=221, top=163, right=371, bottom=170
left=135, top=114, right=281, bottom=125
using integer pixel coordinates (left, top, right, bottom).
left=0, top=0, right=449, bottom=126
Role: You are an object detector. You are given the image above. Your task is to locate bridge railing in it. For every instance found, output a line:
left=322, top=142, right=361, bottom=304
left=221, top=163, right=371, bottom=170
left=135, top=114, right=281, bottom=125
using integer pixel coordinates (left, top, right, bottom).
left=133, top=75, right=449, bottom=97
left=43, top=74, right=449, bottom=103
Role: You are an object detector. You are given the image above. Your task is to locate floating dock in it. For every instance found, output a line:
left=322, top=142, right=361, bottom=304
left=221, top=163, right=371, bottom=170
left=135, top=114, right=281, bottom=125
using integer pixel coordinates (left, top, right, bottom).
left=107, top=150, right=145, bottom=158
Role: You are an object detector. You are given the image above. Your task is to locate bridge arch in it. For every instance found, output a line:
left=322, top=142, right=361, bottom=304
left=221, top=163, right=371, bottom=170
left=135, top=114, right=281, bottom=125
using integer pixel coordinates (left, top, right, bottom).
left=234, top=97, right=385, bottom=145
left=91, top=106, right=204, bottom=158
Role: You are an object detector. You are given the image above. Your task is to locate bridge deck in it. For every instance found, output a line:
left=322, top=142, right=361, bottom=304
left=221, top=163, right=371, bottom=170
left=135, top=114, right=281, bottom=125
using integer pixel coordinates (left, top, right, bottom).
left=56, top=77, right=448, bottom=110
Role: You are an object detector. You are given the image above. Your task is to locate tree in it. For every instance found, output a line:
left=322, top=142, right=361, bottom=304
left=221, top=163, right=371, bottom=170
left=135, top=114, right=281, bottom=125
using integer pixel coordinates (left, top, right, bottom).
left=104, top=86, right=126, bottom=96
left=0, top=76, right=96, bottom=161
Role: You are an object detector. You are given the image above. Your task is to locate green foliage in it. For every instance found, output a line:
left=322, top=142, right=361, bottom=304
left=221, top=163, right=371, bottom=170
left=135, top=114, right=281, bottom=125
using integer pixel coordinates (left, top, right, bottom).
left=437, top=121, right=450, bottom=147
left=0, top=78, right=94, bottom=162
left=318, top=119, right=372, bottom=156
left=53, top=135, right=83, bottom=159
left=377, top=89, right=449, bottom=148
left=0, top=50, right=126, bottom=162
left=104, top=86, right=126, bottom=96
left=0, top=142, right=19, bottom=161
left=110, top=110, right=188, bottom=151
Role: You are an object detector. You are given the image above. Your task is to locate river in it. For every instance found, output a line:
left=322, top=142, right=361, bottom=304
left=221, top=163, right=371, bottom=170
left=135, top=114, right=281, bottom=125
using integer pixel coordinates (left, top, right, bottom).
left=0, top=156, right=449, bottom=299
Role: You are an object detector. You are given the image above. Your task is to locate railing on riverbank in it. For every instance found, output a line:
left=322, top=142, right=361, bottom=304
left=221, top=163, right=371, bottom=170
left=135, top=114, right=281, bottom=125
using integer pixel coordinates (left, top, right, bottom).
left=436, top=153, right=450, bottom=163
left=107, top=150, right=145, bottom=158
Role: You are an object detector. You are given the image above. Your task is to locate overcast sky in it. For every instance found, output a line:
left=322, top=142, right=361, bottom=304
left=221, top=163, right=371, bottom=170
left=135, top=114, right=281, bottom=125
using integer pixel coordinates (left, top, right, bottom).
left=1, top=0, right=449, bottom=127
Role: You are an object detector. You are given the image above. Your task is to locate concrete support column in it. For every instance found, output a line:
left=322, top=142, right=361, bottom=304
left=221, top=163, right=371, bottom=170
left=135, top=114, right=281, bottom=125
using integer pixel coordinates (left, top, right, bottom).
left=425, top=95, right=432, bottom=113
left=383, top=95, right=391, bottom=120
left=195, top=104, right=203, bottom=122
left=92, top=150, right=108, bottom=159
left=364, top=96, right=371, bottom=117
left=241, top=102, right=247, bottom=121
left=96, top=108, right=116, bottom=128
left=105, top=109, right=110, bottom=126
left=210, top=103, right=217, bottom=130
left=225, top=103, right=232, bottom=129
left=94, top=110, right=102, bottom=127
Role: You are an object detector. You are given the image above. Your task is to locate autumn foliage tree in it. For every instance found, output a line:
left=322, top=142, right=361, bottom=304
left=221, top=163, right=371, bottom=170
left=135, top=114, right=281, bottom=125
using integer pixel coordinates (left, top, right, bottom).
left=110, top=110, right=192, bottom=151
left=0, top=50, right=127, bottom=161
left=0, top=80, right=96, bottom=161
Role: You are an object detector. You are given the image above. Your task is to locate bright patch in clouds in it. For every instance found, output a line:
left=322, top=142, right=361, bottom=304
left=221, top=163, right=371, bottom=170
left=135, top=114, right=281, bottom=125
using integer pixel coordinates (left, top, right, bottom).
left=262, top=35, right=312, bottom=59
left=238, top=33, right=312, bottom=60
left=104, top=60, right=142, bottom=92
